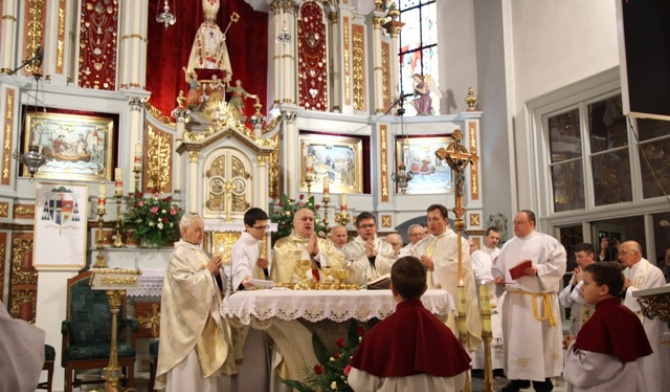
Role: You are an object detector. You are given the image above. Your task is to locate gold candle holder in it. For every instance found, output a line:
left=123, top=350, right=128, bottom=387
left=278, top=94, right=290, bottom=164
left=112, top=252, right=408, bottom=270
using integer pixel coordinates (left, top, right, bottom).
left=335, top=208, right=350, bottom=227
left=322, top=194, right=330, bottom=232
left=93, top=208, right=107, bottom=268
left=133, top=165, right=141, bottom=195
left=112, top=193, right=126, bottom=248
left=305, top=171, right=314, bottom=198
left=481, top=330, right=494, bottom=392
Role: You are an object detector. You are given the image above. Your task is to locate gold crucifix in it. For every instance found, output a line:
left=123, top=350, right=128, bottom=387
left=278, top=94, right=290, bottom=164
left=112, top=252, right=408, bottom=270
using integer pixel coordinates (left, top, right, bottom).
left=435, top=129, right=479, bottom=217
left=137, top=303, right=160, bottom=338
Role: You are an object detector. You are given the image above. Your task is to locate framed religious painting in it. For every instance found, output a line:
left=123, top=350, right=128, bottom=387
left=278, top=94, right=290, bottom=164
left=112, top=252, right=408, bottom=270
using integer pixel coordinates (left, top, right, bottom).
left=22, top=111, right=115, bottom=181
left=395, top=135, right=454, bottom=194
left=32, top=182, right=88, bottom=269
left=298, top=133, right=364, bottom=194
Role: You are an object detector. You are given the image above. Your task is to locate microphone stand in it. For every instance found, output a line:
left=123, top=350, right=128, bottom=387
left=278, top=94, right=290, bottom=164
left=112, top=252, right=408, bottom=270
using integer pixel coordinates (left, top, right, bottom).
left=8, top=47, right=43, bottom=79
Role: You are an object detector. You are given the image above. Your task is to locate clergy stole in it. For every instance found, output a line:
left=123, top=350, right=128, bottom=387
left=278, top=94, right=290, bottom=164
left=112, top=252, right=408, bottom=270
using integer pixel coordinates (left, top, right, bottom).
left=255, top=241, right=266, bottom=280
left=426, top=239, right=436, bottom=289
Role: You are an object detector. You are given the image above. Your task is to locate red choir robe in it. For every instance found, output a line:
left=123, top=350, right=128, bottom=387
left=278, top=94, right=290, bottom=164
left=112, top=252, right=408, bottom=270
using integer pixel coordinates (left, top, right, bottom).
left=348, top=300, right=470, bottom=392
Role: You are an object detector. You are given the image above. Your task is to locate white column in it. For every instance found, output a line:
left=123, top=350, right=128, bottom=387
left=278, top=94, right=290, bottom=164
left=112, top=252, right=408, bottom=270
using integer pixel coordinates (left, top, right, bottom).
left=388, top=28, right=402, bottom=101
left=281, top=1, right=297, bottom=104
left=256, top=156, right=269, bottom=208
left=128, top=96, right=146, bottom=193
left=171, top=108, right=190, bottom=194
left=283, top=112, right=298, bottom=199
left=118, top=1, right=131, bottom=88
left=188, top=151, right=200, bottom=214
left=329, top=11, right=342, bottom=112
left=370, top=15, right=385, bottom=114
left=271, top=1, right=281, bottom=104
left=0, top=0, right=18, bottom=74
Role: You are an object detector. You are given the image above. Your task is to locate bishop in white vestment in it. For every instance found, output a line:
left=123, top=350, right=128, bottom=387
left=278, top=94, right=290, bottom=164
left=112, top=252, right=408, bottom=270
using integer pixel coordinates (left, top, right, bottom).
left=492, top=210, right=565, bottom=391
left=619, top=241, right=668, bottom=392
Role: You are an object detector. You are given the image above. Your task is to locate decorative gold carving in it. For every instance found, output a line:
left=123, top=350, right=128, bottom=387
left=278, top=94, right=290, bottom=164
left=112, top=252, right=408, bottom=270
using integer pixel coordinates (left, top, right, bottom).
left=211, top=231, right=241, bottom=265
left=468, top=122, right=479, bottom=200
left=145, top=124, right=173, bottom=193
left=465, top=87, right=478, bottom=111
left=329, top=11, right=338, bottom=23
left=99, top=276, right=138, bottom=285
left=470, top=214, right=480, bottom=227
left=136, top=302, right=161, bottom=338
left=2, top=15, right=17, bottom=22
left=11, top=237, right=37, bottom=286
left=56, top=0, right=66, bottom=73
left=145, top=102, right=175, bottom=126
left=13, top=205, right=35, bottom=219
left=269, top=134, right=280, bottom=199
left=2, top=89, right=14, bottom=184
left=343, top=17, right=351, bottom=105
left=638, top=293, right=670, bottom=324
left=189, top=151, right=201, bottom=163
left=380, top=124, right=389, bottom=202
left=207, top=156, right=226, bottom=178
left=0, top=235, right=6, bottom=302
left=0, top=202, right=9, bottom=218
left=381, top=215, right=392, bottom=228
left=10, top=289, right=37, bottom=322
left=232, top=156, right=250, bottom=179
left=382, top=42, right=391, bottom=110
left=257, top=155, right=268, bottom=167
left=373, top=16, right=384, bottom=30
left=24, top=0, right=45, bottom=75
left=352, top=25, right=365, bottom=110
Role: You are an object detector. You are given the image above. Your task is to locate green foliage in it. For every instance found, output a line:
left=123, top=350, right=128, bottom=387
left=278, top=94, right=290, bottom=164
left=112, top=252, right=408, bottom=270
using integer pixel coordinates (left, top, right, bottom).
left=122, top=189, right=183, bottom=248
left=281, top=321, right=365, bottom=392
left=271, top=193, right=326, bottom=240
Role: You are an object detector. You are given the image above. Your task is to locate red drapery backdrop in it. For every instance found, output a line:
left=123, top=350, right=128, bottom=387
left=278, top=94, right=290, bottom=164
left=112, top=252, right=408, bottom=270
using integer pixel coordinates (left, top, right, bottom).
left=146, top=0, right=268, bottom=120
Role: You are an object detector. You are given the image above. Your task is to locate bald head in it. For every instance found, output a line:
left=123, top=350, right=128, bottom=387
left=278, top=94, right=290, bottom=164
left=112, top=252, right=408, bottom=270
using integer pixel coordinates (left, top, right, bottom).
left=329, top=225, right=348, bottom=248
left=386, top=233, right=404, bottom=255
left=293, top=208, right=315, bottom=238
left=619, top=240, right=643, bottom=268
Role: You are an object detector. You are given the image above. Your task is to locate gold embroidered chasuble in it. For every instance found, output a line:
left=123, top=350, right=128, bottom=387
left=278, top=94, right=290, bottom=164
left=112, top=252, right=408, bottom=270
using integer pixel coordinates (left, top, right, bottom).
left=155, top=240, right=236, bottom=388
left=270, top=230, right=345, bottom=283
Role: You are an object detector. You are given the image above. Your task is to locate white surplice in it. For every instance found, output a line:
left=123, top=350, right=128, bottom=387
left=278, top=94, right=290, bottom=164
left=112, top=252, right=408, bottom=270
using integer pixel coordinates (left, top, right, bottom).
left=559, top=281, right=595, bottom=336
left=491, top=231, right=566, bottom=382
left=341, top=235, right=397, bottom=285
left=347, top=368, right=466, bottom=392
left=622, top=258, right=668, bottom=392
left=563, top=342, right=646, bottom=392
left=470, top=246, right=504, bottom=369
left=0, top=301, right=45, bottom=392
left=231, top=231, right=267, bottom=291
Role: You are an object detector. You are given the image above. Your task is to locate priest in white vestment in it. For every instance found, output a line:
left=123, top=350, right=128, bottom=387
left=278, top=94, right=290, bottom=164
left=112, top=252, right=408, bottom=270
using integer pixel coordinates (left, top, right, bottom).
left=0, top=301, right=45, bottom=392
left=619, top=240, right=668, bottom=392
left=492, top=210, right=566, bottom=392
left=231, top=207, right=270, bottom=291
left=271, top=208, right=344, bottom=283
left=470, top=226, right=504, bottom=371
left=329, top=225, right=349, bottom=249
left=342, top=212, right=398, bottom=285
left=400, top=223, right=424, bottom=256
left=558, top=242, right=596, bottom=336
left=412, top=204, right=482, bottom=351
left=156, top=214, right=236, bottom=391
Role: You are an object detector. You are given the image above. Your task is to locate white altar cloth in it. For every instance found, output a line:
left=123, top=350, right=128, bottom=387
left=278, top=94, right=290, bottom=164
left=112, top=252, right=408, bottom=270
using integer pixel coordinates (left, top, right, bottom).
left=221, top=289, right=455, bottom=324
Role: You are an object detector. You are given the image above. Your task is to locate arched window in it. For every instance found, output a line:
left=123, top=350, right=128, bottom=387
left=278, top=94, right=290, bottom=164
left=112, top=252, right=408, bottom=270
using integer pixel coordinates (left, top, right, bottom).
left=398, top=0, right=438, bottom=115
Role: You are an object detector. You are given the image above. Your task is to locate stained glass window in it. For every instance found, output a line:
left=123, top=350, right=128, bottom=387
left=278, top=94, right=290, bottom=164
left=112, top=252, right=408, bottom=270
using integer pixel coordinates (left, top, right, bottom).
left=398, top=0, right=438, bottom=115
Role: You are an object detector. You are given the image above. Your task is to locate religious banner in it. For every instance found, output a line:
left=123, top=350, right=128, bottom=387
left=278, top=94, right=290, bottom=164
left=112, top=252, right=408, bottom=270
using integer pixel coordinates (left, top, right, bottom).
left=33, top=183, right=88, bottom=269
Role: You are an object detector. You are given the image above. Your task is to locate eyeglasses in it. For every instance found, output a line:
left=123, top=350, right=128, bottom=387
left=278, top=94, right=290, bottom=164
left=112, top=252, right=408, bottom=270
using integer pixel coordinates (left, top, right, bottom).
left=252, top=225, right=269, bottom=230
left=357, top=224, right=376, bottom=229
left=513, top=221, right=528, bottom=226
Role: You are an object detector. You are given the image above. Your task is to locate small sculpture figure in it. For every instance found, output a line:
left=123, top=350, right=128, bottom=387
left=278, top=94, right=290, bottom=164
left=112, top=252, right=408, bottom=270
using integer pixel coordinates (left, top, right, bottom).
left=411, top=73, right=441, bottom=115
left=182, top=66, right=202, bottom=108
left=226, top=79, right=258, bottom=120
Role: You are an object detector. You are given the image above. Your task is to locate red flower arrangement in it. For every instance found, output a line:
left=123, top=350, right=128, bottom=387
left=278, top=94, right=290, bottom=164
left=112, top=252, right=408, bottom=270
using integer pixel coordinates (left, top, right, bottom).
left=123, top=188, right=183, bottom=248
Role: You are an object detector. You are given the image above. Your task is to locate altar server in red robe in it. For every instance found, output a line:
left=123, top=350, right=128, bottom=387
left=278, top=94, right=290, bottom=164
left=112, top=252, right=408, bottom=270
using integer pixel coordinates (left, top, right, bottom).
left=563, top=262, right=652, bottom=392
left=347, top=256, right=471, bottom=392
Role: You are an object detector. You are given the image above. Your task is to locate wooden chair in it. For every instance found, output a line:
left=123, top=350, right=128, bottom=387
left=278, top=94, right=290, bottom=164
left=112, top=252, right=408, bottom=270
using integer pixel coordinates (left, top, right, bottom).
left=148, top=340, right=160, bottom=391
left=36, top=344, right=55, bottom=392
left=61, top=271, right=138, bottom=392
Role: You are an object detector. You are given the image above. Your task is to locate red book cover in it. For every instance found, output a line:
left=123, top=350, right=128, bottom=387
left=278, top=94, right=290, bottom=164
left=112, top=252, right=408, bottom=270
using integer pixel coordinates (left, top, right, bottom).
left=509, top=260, right=533, bottom=280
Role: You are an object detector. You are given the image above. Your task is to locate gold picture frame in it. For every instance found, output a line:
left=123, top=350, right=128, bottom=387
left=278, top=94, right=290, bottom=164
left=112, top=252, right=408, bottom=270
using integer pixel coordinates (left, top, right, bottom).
left=23, top=112, right=115, bottom=181
left=299, top=133, right=363, bottom=194
left=396, top=135, right=454, bottom=194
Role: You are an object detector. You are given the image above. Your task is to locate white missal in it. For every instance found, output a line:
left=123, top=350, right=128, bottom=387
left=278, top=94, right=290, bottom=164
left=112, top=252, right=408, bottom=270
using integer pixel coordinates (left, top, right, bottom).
left=246, top=279, right=276, bottom=289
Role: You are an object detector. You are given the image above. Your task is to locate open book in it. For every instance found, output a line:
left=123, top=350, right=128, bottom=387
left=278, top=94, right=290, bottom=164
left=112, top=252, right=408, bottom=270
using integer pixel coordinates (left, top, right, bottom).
left=367, top=273, right=391, bottom=290
left=247, top=279, right=276, bottom=289
left=509, top=260, right=533, bottom=280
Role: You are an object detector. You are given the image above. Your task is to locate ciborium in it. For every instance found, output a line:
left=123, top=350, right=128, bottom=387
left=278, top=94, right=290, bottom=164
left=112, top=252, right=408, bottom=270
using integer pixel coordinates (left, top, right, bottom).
left=334, top=268, right=350, bottom=289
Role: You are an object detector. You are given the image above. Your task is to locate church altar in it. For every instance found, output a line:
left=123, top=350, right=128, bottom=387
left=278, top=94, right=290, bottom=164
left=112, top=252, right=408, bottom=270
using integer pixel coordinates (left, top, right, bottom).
left=221, top=289, right=455, bottom=387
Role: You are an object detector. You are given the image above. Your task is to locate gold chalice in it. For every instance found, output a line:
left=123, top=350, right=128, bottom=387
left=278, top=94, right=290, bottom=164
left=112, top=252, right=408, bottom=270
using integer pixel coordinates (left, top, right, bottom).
left=294, top=259, right=312, bottom=290
left=334, top=268, right=350, bottom=289
left=320, top=266, right=333, bottom=289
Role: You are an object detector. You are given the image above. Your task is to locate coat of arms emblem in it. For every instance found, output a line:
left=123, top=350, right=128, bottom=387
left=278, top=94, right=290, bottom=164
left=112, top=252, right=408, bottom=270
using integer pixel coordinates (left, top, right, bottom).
left=40, top=186, right=81, bottom=233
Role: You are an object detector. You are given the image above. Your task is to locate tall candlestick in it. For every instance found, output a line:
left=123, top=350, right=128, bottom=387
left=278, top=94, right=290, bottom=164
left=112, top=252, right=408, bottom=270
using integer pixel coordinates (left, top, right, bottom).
left=114, top=167, right=123, bottom=195
left=457, top=284, right=467, bottom=335
left=306, top=155, right=314, bottom=170
left=340, top=193, right=347, bottom=210
left=97, top=183, right=107, bottom=213
left=479, top=281, right=492, bottom=333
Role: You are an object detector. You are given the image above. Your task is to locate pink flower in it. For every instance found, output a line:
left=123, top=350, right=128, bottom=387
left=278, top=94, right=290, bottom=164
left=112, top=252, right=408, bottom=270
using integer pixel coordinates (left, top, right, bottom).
left=343, top=365, right=352, bottom=376
left=299, top=202, right=305, bottom=207
left=314, top=364, right=324, bottom=375
left=169, top=208, right=176, bottom=216
left=138, top=200, right=144, bottom=207
left=150, top=206, right=158, bottom=214
left=335, top=338, right=345, bottom=348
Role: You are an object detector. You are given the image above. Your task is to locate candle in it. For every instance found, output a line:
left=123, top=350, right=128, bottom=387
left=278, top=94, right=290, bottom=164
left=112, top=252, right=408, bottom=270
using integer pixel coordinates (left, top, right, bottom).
left=114, top=167, right=123, bottom=195
left=457, top=285, right=467, bottom=335
left=134, top=143, right=142, bottom=171
left=323, top=176, right=330, bottom=195
left=306, top=156, right=314, bottom=171
left=97, top=183, right=107, bottom=213
left=340, top=193, right=347, bottom=210
left=480, top=281, right=492, bottom=333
